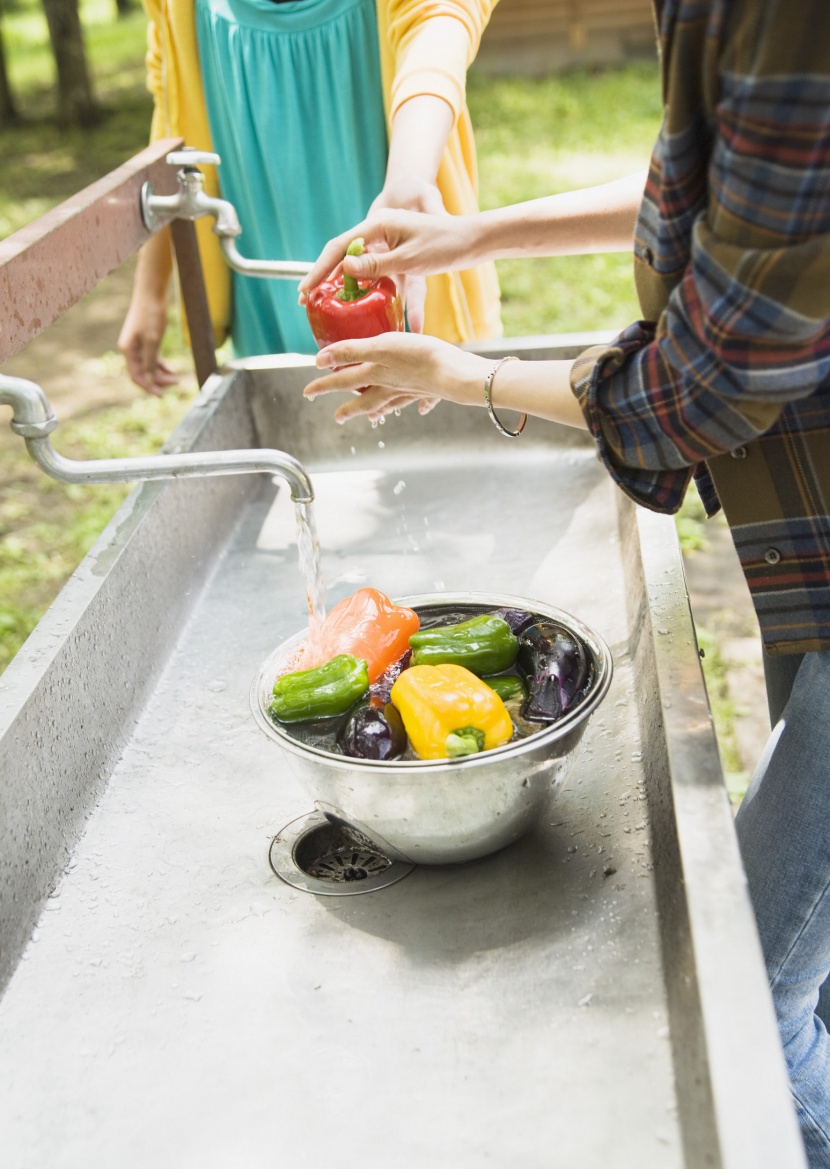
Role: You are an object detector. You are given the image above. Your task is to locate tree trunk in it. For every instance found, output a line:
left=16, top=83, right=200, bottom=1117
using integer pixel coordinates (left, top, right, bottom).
left=0, top=10, right=20, bottom=128
left=41, top=0, right=100, bottom=127
left=114, top=0, right=134, bottom=16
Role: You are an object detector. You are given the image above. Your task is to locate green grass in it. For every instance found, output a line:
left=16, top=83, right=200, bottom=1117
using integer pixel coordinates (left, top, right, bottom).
left=0, top=0, right=151, bottom=236
left=469, top=64, right=662, bottom=334
left=0, top=387, right=195, bottom=672
left=695, top=625, right=750, bottom=808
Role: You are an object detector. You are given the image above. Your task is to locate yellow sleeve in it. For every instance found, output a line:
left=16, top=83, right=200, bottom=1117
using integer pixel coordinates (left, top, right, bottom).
left=385, top=0, right=498, bottom=122
left=143, top=0, right=168, bottom=141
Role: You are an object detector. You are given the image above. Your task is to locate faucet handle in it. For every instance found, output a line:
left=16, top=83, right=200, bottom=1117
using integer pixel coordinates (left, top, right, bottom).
left=166, top=148, right=222, bottom=170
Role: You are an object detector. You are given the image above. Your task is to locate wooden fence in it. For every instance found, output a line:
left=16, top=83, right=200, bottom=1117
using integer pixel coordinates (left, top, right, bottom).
left=475, top=0, right=657, bottom=75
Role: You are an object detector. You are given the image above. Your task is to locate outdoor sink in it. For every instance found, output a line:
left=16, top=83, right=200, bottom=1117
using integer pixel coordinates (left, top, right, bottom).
left=0, top=338, right=804, bottom=1169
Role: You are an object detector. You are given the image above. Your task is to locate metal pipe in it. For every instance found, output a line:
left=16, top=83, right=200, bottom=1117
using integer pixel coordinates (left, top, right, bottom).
left=0, top=374, right=314, bottom=503
left=218, top=237, right=312, bottom=281
left=141, top=152, right=312, bottom=281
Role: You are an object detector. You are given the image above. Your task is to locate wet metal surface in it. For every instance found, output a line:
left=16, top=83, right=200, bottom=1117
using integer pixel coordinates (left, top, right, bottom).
left=0, top=347, right=804, bottom=1168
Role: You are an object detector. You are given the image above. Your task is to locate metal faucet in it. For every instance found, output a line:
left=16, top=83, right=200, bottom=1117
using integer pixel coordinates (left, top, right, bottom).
left=140, top=149, right=312, bottom=280
left=0, top=374, right=314, bottom=503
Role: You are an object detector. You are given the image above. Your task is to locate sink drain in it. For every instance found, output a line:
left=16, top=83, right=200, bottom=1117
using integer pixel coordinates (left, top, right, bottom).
left=269, top=811, right=414, bottom=896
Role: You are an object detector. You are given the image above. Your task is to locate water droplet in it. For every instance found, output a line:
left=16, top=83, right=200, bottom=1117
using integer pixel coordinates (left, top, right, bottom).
left=393, top=480, right=406, bottom=496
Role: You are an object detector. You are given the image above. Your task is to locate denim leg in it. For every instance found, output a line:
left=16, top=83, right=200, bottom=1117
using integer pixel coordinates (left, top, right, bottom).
left=735, top=651, right=830, bottom=1167
left=763, top=650, right=804, bottom=727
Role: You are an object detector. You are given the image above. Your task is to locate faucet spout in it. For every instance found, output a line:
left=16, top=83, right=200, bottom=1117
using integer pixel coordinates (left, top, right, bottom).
left=0, top=374, right=314, bottom=504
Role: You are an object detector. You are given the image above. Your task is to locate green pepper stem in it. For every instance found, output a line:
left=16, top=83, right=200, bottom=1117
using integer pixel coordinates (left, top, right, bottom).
left=339, top=237, right=369, bottom=303
left=445, top=726, right=486, bottom=758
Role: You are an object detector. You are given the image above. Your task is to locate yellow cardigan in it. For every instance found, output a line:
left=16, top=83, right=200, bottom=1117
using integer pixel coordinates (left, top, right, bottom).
left=143, top=0, right=503, bottom=347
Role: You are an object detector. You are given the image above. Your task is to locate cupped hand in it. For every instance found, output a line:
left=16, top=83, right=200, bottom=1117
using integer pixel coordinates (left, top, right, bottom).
left=303, top=332, right=490, bottom=425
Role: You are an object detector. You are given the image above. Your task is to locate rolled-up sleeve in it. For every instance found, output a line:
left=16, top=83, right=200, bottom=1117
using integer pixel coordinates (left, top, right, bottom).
left=571, top=10, right=830, bottom=516
left=386, top=0, right=497, bottom=123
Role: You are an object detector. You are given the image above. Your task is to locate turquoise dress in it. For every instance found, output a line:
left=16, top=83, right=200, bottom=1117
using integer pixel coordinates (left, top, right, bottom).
left=195, top=0, right=388, bottom=355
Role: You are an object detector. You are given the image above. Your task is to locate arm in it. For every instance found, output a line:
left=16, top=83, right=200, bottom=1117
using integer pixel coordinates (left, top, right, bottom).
left=369, top=93, right=454, bottom=333
left=369, top=7, right=487, bottom=330
left=298, top=170, right=646, bottom=298
left=117, top=229, right=178, bottom=396
left=118, top=0, right=177, bottom=394
left=568, top=13, right=830, bottom=515
left=303, top=332, right=586, bottom=430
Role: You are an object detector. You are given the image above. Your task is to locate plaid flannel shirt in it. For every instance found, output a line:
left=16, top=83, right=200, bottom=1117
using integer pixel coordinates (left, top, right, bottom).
left=570, top=0, right=830, bottom=655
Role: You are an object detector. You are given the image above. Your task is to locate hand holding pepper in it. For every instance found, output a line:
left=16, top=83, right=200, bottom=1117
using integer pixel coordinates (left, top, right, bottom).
left=305, top=238, right=404, bottom=349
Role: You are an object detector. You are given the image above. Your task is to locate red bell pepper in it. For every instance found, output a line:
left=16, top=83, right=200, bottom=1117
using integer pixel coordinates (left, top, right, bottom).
left=305, top=238, right=404, bottom=349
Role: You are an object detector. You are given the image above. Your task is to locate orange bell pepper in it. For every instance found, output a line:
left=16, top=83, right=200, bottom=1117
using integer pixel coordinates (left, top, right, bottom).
left=304, top=588, right=420, bottom=684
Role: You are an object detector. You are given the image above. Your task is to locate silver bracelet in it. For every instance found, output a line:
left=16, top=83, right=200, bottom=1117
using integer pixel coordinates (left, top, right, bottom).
left=483, top=355, right=526, bottom=438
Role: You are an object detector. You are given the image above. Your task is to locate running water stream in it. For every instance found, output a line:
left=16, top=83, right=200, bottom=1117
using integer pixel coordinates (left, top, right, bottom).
left=295, top=500, right=327, bottom=652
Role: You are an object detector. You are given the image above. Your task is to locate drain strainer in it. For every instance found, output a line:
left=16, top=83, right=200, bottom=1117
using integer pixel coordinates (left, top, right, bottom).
left=269, top=811, right=414, bottom=896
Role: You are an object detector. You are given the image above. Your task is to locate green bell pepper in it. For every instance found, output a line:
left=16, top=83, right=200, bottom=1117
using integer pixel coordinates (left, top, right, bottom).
left=408, top=614, right=518, bottom=676
left=483, top=674, right=528, bottom=703
left=269, top=654, right=369, bottom=724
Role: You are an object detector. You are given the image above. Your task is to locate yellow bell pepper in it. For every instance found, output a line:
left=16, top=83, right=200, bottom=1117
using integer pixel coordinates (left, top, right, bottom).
left=391, top=663, right=514, bottom=760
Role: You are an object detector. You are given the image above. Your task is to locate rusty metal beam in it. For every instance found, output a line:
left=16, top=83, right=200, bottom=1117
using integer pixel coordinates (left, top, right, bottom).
left=0, top=137, right=186, bottom=366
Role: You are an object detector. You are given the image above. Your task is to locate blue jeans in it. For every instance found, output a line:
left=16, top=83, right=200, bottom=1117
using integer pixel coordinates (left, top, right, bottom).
left=735, top=651, right=830, bottom=1167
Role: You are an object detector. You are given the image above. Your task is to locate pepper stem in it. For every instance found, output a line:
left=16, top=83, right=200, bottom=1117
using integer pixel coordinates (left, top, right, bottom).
left=338, top=237, right=370, bottom=303
left=445, top=726, right=486, bottom=758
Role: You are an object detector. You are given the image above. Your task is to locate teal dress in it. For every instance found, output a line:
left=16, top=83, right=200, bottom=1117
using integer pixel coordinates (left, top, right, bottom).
left=195, top=0, right=388, bottom=355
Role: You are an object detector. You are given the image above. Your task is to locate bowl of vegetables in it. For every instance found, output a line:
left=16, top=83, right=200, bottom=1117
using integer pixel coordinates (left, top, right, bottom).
left=251, top=591, right=612, bottom=865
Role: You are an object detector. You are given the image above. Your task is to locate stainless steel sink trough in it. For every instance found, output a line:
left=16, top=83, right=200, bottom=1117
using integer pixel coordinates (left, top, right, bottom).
left=0, top=146, right=805, bottom=1168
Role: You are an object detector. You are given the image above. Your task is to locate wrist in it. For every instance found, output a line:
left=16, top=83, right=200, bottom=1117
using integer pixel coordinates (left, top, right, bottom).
left=454, top=352, right=494, bottom=408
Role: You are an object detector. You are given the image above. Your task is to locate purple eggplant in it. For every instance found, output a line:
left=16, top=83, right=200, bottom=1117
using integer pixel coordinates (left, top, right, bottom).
left=337, top=698, right=407, bottom=761
left=516, top=621, right=591, bottom=723
left=491, top=607, right=538, bottom=636
left=370, top=649, right=412, bottom=704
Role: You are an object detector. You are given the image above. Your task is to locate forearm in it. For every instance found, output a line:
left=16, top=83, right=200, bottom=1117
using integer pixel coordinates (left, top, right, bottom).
left=385, top=94, right=455, bottom=187
left=466, top=171, right=647, bottom=264
left=307, top=334, right=587, bottom=431
left=131, top=228, right=174, bottom=302
left=457, top=354, right=588, bottom=430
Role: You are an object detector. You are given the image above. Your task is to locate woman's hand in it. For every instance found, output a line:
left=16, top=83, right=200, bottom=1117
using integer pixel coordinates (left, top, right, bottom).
left=303, top=332, right=491, bottom=425
left=298, top=209, right=475, bottom=315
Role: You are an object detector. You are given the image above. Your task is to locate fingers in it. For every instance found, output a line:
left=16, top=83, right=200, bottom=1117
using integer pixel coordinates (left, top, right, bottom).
left=297, top=218, right=377, bottom=297
left=120, top=336, right=178, bottom=396
left=333, top=388, right=422, bottom=426
left=402, top=274, right=427, bottom=334
left=305, top=361, right=379, bottom=398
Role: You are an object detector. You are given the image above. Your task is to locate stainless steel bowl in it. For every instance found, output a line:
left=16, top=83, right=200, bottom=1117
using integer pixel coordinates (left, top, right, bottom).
left=251, top=593, right=613, bottom=865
